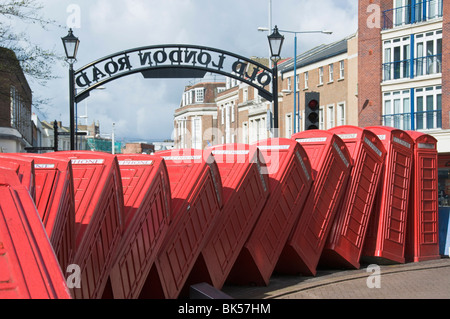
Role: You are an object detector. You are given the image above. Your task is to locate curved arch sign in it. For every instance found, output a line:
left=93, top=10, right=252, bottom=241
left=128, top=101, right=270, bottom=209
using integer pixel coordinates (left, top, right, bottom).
left=74, top=44, right=274, bottom=103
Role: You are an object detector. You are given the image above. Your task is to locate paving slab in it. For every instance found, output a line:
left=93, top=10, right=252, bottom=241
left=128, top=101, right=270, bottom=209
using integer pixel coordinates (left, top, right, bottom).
left=222, top=258, right=450, bottom=299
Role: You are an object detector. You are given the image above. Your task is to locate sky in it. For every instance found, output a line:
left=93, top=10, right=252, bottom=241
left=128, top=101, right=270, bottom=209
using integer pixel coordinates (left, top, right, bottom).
left=18, top=0, right=358, bottom=142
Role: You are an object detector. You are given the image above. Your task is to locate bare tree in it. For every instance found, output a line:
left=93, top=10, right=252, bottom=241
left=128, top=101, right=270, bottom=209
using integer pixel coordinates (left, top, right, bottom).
left=0, top=0, right=64, bottom=114
left=0, top=0, right=64, bottom=82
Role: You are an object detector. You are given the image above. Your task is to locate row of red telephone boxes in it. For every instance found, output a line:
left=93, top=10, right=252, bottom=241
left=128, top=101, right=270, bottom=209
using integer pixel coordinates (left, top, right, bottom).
left=0, top=125, right=440, bottom=299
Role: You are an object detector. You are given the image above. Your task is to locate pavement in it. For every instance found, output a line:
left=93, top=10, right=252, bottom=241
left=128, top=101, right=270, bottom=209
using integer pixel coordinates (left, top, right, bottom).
left=221, top=257, right=450, bottom=299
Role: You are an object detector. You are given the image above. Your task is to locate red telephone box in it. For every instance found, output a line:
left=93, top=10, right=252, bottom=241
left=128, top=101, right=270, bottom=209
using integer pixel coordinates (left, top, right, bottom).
left=362, top=127, right=414, bottom=264
left=187, top=143, right=270, bottom=290
left=227, top=138, right=313, bottom=286
left=48, top=151, right=124, bottom=299
left=276, top=130, right=352, bottom=276
left=20, top=154, right=76, bottom=274
left=147, top=149, right=223, bottom=299
left=106, top=154, right=172, bottom=299
left=0, top=167, right=71, bottom=299
left=0, top=154, right=35, bottom=200
left=320, top=126, right=386, bottom=269
left=405, top=131, right=440, bottom=262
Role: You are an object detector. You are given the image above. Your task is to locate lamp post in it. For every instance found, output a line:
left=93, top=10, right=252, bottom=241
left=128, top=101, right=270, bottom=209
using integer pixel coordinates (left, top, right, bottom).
left=61, top=28, right=80, bottom=151
left=112, top=122, right=116, bottom=155
left=262, top=28, right=332, bottom=134
left=267, top=25, right=284, bottom=138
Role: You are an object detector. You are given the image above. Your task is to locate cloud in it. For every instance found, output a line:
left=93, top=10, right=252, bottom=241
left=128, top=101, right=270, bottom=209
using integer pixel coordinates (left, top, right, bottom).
left=25, top=0, right=358, bottom=142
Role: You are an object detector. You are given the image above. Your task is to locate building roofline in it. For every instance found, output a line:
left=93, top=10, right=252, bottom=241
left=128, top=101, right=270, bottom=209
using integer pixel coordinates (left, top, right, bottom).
left=184, top=81, right=226, bottom=91
left=280, top=33, right=356, bottom=74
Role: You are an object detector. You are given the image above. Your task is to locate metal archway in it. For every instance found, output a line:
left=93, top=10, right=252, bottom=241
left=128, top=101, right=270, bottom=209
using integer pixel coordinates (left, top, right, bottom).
left=74, top=44, right=274, bottom=103
left=69, top=44, right=277, bottom=150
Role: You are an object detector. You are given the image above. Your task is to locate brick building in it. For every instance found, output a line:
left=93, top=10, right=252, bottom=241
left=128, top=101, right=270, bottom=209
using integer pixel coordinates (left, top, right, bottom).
left=122, top=142, right=155, bottom=154
left=358, top=0, right=448, bottom=149
left=358, top=0, right=449, bottom=209
left=216, top=81, right=240, bottom=144
left=278, top=33, right=359, bottom=137
left=173, top=81, right=226, bottom=149
left=0, top=47, right=33, bottom=152
left=214, top=33, right=359, bottom=144
left=217, top=76, right=273, bottom=145
left=173, top=33, right=359, bottom=147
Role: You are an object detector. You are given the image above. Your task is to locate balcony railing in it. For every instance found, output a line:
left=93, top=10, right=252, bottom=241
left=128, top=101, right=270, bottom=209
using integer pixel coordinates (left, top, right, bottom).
left=382, top=109, right=442, bottom=130
left=415, top=109, right=442, bottom=130
left=383, top=59, right=410, bottom=81
left=382, top=112, right=412, bottom=130
left=383, top=0, right=443, bottom=30
left=414, top=54, right=442, bottom=77
left=383, top=54, right=441, bottom=81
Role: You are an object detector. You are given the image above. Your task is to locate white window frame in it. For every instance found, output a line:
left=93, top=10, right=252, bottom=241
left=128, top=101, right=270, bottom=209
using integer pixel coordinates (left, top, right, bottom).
left=319, top=67, right=324, bottom=85
left=231, top=103, right=235, bottom=122
left=329, top=64, right=334, bottom=82
left=394, top=0, right=443, bottom=25
left=255, top=87, right=262, bottom=103
left=327, top=104, right=335, bottom=129
left=415, top=85, right=442, bottom=130
left=242, top=121, right=248, bottom=144
left=192, top=117, right=202, bottom=149
left=337, top=102, right=346, bottom=126
left=319, top=106, right=325, bottom=130
left=394, top=0, right=409, bottom=27
left=195, top=88, right=204, bottom=103
left=225, top=105, right=231, bottom=143
left=339, top=60, right=345, bottom=79
left=383, top=36, right=410, bottom=81
left=415, top=30, right=442, bottom=77
left=249, top=115, right=267, bottom=144
left=382, top=90, right=411, bottom=130
left=177, top=119, right=187, bottom=148
left=285, top=113, right=292, bottom=138
left=304, top=71, right=309, bottom=89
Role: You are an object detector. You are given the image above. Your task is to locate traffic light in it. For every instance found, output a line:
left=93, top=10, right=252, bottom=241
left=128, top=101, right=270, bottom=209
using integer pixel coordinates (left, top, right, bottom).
left=304, top=92, right=320, bottom=130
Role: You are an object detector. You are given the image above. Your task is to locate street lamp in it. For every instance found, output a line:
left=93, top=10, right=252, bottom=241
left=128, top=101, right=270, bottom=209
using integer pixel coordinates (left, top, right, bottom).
left=61, top=28, right=80, bottom=61
left=267, top=25, right=284, bottom=137
left=259, top=27, right=332, bottom=133
left=61, top=28, right=80, bottom=150
left=268, top=26, right=285, bottom=60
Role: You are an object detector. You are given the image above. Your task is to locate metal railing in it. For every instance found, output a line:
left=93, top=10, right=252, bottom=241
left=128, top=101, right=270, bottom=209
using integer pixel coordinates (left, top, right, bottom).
left=382, top=109, right=442, bottom=130
left=383, top=54, right=441, bottom=81
left=383, top=0, right=443, bottom=30
left=415, top=109, right=442, bottom=130
left=383, top=59, right=410, bottom=81
left=382, top=112, right=412, bottom=130
left=414, top=54, right=442, bottom=77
